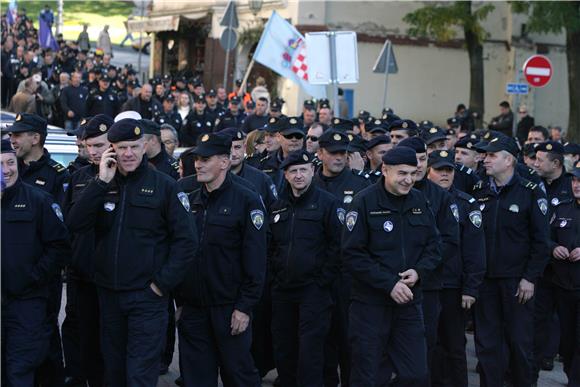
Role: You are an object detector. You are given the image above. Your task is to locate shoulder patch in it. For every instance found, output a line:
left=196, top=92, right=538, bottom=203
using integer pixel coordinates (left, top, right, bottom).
left=345, top=211, right=358, bottom=231
left=468, top=210, right=482, bottom=228
left=537, top=198, right=548, bottom=216
left=177, top=192, right=190, bottom=212
left=250, top=209, right=265, bottom=230
left=50, top=161, right=67, bottom=173
left=51, top=203, right=64, bottom=222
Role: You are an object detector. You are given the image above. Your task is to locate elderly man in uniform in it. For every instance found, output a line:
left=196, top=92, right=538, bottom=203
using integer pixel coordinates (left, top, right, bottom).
left=343, top=146, right=442, bottom=386
left=177, top=132, right=267, bottom=387
left=269, top=150, right=342, bottom=387
left=66, top=118, right=198, bottom=386
left=1, top=139, right=69, bottom=387
left=472, top=135, right=550, bottom=386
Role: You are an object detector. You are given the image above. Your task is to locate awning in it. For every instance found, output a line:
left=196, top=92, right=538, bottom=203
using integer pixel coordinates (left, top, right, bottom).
left=127, top=15, right=180, bottom=33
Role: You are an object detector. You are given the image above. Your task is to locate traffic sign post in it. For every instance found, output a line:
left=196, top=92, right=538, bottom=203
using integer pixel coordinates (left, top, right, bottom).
left=373, top=40, right=398, bottom=109
left=220, top=1, right=239, bottom=89
left=523, top=55, right=553, bottom=88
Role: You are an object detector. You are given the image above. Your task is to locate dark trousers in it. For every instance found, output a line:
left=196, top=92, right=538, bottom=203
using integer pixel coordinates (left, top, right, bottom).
left=474, top=278, right=534, bottom=387
left=556, top=287, right=580, bottom=386
left=323, top=275, right=351, bottom=387
left=432, top=288, right=468, bottom=387
left=349, top=301, right=428, bottom=387
left=251, top=280, right=275, bottom=377
left=98, top=286, right=168, bottom=387
left=76, top=280, right=104, bottom=387
left=2, top=297, right=51, bottom=387
left=422, top=290, right=441, bottom=378
left=163, top=297, right=176, bottom=367
left=532, top=276, right=560, bottom=380
left=62, top=280, right=82, bottom=380
left=178, top=304, right=260, bottom=387
left=36, top=277, right=65, bottom=387
left=271, top=288, right=333, bottom=387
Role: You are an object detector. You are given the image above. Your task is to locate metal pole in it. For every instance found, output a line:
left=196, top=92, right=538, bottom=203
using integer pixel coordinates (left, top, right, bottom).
left=329, top=31, right=339, bottom=116
left=137, top=2, right=144, bottom=80
left=223, top=2, right=234, bottom=90
left=382, top=40, right=391, bottom=109
left=56, top=0, right=64, bottom=36
left=512, top=69, right=522, bottom=138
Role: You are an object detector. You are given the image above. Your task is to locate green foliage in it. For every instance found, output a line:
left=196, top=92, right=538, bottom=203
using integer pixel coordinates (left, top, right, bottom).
left=0, top=0, right=133, bottom=19
left=403, top=2, right=495, bottom=44
left=511, top=1, right=580, bottom=34
left=238, top=20, right=265, bottom=47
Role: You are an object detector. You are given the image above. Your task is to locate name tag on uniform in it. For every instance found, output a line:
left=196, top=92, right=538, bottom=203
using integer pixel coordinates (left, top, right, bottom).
left=35, top=179, right=46, bottom=186
left=411, top=208, right=423, bottom=215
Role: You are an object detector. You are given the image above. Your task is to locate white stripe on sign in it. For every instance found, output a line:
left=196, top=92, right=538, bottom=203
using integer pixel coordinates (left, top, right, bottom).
left=526, top=67, right=551, bottom=76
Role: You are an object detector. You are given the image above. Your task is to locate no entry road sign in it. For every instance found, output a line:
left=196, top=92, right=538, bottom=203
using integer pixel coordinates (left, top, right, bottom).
left=523, top=55, right=553, bottom=88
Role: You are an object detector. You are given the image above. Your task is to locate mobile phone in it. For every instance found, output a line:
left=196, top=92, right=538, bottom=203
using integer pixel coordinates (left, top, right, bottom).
left=107, top=146, right=117, bottom=168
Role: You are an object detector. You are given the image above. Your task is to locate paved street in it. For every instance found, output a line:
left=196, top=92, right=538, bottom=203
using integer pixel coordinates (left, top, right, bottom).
left=58, top=284, right=568, bottom=387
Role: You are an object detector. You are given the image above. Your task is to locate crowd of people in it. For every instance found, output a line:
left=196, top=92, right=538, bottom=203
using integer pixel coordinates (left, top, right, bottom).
left=2, top=8, right=580, bottom=387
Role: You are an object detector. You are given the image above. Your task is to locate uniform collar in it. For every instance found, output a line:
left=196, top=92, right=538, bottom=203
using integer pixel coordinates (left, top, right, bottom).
left=376, top=176, right=415, bottom=212
left=317, top=166, right=348, bottom=183
left=18, top=148, right=50, bottom=173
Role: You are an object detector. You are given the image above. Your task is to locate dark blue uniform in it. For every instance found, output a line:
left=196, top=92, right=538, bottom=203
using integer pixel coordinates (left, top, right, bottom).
left=269, top=184, right=341, bottom=387
left=236, top=162, right=278, bottom=210
left=181, top=111, right=213, bottom=147
left=18, top=149, right=69, bottom=204
left=342, top=179, right=441, bottom=386
left=548, top=197, right=580, bottom=384
left=177, top=174, right=266, bottom=387
left=85, top=88, right=119, bottom=118
left=432, top=187, right=486, bottom=386
left=453, top=163, right=480, bottom=195
left=149, top=147, right=180, bottom=180
left=257, top=149, right=286, bottom=193
left=66, top=158, right=197, bottom=386
left=1, top=179, right=69, bottom=387
left=472, top=174, right=550, bottom=386
left=156, top=110, right=183, bottom=132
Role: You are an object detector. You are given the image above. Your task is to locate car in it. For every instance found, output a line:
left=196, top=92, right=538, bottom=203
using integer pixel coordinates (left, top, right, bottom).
left=1, top=110, right=79, bottom=167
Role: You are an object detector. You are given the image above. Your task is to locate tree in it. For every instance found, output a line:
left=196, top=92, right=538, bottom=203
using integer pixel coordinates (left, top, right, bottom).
left=512, top=2, right=580, bottom=142
left=403, top=2, right=494, bottom=119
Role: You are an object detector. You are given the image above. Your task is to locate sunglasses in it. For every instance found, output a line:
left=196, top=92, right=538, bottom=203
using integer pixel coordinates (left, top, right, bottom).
left=306, top=135, right=319, bottom=142
left=283, top=133, right=304, bottom=140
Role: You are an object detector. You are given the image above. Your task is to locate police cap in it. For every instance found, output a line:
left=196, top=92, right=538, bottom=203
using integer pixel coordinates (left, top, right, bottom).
left=421, top=126, right=447, bottom=145
left=382, top=146, right=418, bottom=166
left=280, top=117, right=304, bottom=136
left=280, top=150, right=312, bottom=170
left=140, top=119, right=161, bottom=137
left=81, top=114, right=114, bottom=140
left=319, top=130, right=349, bottom=152
left=366, top=135, right=391, bottom=150
left=455, top=134, right=479, bottom=150
left=347, top=134, right=367, bottom=153
left=479, top=135, right=519, bottom=157
left=107, top=118, right=144, bottom=143
left=318, top=99, right=331, bottom=109
left=206, top=89, right=217, bottom=97
left=193, top=94, right=206, bottom=104
left=523, top=143, right=538, bottom=157
left=192, top=132, right=231, bottom=157
left=7, top=113, right=47, bottom=135
left=398, top=137, right=427, bottom=154
left=1, top=139, right=15, bottom=153
left=569, top=160, right=580, bottom=178
left=535, top=141, right=564, bottom=155
left=331, top=118, right=354, bottom=132
left=564, top=142, right=580, bottom=156
left=229, top=95, right=241, bottom=105
left=265, top=117, right=289, bottom=133
left=219, top=127, right=246, bottom=142
left=428, top=149, right=455, bottom=169
left=367, top=119, right=388, bottom=134
left=303, top=99, right=315, bottom=109
left=246, top=100, right=256, bottom=109
left=447, top=116, right=461, bottom=128
left=389, top=119, right=417, bottom=134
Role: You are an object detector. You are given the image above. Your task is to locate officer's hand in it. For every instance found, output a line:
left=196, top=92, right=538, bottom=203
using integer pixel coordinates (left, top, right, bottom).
left=461, top=295, right=476, bottom=310
left=569, top=247, right=580, bottom=262
left=99, top=147, right=117, bottom=183
left=348, top=152, right=365, bottom=171
left=149, top=282, right=163, bottom=297
left=230, top=309, right=250, bottom=335
left=399, top=269, right=419, bottom=287
left=390, top=282, right=413, bottom=304
left=553, top=246, right=570, bottom=260
left=515, top=278, right=534, bottom=304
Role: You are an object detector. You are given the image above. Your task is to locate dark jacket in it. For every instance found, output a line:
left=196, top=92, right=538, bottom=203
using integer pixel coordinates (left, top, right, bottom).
left=240, top=113, right=268, bottom=133
left=65, top=158, right=198, bottom=294
left=442, top=187, right=487, bottom=298
left=1, top=179, right=69, bottom=299
left=314, top=166, right=371, bottom=206
left=342, top=178, right=442, bottom=306
left=237, top=162, right=278, bottom=210
left=472, top=173, right=550, bottom=281
left=122, top=96, right=162, bottom=120
left=489, top=111, right=514, bottom=137
left=178, top=174, right=267, bottom=314
left=268, top=184, right=341, bottom=292
left=149, top=147, right=180, bottom=180
left=60, top=84, right=88, bottom=118
left=516, top=115, right=535, bottom=146
left=549, top=198, right=580, bottom=290
left=86, top=87, right=119, bottom=118
left=18, top=149, right=69, bottom=204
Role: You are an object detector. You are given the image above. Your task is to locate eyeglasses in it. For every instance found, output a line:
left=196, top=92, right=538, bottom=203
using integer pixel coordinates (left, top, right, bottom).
left=306, top=135, right=319, bottom=142
left=519, top=111, right=527, bottom=114
left=283, top=133, right=304, bottom=140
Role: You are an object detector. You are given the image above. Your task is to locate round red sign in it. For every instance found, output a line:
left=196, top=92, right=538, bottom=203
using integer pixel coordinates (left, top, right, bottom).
left=523, top=55, right=553, bottom=88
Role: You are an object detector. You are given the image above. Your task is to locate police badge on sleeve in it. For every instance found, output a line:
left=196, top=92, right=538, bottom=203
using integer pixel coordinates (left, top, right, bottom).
left=468, top=210, right=482, bottom=228
left=345, top=211, right=358, bottom=232
left=337, top=208, right=346, bottom=225
left=51, top=203, right=64, bottom=222
left=251, top=209, right=264, bottom=230
left=537, top=198, right=548, bottom=216
left=450, top=204, right=459, bottom=222
left=177, top=192, right=190, bottom=212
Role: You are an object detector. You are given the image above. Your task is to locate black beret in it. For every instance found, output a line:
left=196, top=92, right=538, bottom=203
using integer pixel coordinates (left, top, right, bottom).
left=398, top=137, right=427, bottom=154
left=366, top=135, right=391, bottom=150
left=479, top=135, right=519, bottom=157
left=428, top=149, right=455, bottom=169
left=81, top=114, right=114, bottom=140
left=347, top=134, right=367, bottom=153
left=219, top=127, right=245, bottom=141
left=192, top=132, right=231, bottom=157
left=564, top=142, right=580, bottom=156
left=382, top=146, right=418, bottom=166
left=534, top=141, right=564, bottom=155
left=280, top=150, right=312, bottom=170
left=107, top=118, right=143, bottom=143
left=331, top=118, right=353, bottom=132
left=421, top=126, right=447, bottom=145
left=8, top=113, right=47, bottom=135
left=280, top=117, right=304, bottom=136
left=140, top=119, right=161, bottom=136
left=319, top=130, right=349, bottom=152
left=389, top=119, right=417, bottom=133
left=1, top=139, right=15, bottom=154
left=454, top=134, right=480, bottom=150
left=265, top=117, right=288, bottom=133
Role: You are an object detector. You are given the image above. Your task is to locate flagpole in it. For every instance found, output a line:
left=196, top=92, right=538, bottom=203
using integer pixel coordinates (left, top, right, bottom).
left=239, top=58, right=255, bottom=97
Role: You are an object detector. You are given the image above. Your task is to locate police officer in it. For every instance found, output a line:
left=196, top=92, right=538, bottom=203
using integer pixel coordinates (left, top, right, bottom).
left=85, top=74, right=119, bottom=118
left=548, top=160, right=580, bottom=385
left=269, top=150, right=341, bottom=387
left=388, top=119, right=418, bottom=147
left=364, top=135, right=391, bottom=183
left=177, top=132, right=266, bottom=387
left=140, top=119, right=180, bottom=180
left=204, top=88, right=225, bottom=124
left=343, top=146, right=441, bottom=386
left=427, top=150, right=486, bottom=386
left=155, top=93, right=183, bottom=132
left=61, top=114, right=114, bottom=387
left=181, top=94, right=213, bottom=147
left=472, top=135, right=550, bottom=386
left=65, top=118, right=198, bottom=386
left=314, top=129, right=370, bottom=387
left=1, top=139, right=70, bottom=387
left=241, top=97, right=270, bottom=133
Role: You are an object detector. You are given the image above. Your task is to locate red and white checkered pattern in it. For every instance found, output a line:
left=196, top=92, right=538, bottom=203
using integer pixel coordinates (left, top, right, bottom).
left=291, top=46, right=309, bottom=81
